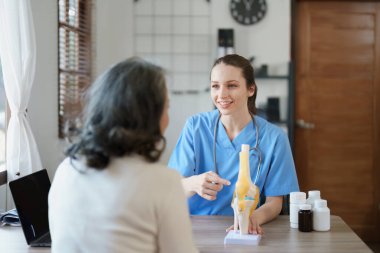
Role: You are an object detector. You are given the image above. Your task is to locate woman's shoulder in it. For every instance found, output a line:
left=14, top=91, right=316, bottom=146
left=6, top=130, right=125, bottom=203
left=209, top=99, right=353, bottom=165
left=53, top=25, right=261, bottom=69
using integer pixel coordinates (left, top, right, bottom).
left=117, top=156, right=181, bottom=181
left=55, top=157, right=77, bottom=176
left=130, top=159, right=184, bottom=193
left=255, top=115, right=288, bottom=139
left=57, top=156, right=93, bottom=174
left=147, top=161, right=180, bottom=175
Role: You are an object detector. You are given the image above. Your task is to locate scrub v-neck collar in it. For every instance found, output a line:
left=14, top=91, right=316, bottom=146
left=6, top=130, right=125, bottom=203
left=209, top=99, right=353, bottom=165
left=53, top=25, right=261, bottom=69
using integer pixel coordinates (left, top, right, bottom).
left=216, top=115, right=257, bottom=151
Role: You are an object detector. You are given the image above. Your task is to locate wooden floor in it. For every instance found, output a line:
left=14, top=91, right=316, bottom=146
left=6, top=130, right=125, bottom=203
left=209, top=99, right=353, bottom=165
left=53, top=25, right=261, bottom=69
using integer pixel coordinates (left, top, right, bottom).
left=367, top=243, right=380, bottom=253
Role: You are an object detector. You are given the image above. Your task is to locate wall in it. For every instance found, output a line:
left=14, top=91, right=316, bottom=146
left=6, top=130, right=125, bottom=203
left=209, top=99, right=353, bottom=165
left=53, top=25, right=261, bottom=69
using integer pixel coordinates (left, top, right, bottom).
left=28, top=0, right=61, bottom=180
left=211, top=0, right=290, bottom=66
left=93, top=0, right=134, bottom=76
left=14, top=0, right=290, bottom=183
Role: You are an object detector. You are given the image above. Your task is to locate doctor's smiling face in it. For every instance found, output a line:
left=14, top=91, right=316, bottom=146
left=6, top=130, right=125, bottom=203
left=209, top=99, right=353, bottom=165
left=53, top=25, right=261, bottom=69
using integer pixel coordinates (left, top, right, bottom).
left=210, top=62, right=255, bottom=116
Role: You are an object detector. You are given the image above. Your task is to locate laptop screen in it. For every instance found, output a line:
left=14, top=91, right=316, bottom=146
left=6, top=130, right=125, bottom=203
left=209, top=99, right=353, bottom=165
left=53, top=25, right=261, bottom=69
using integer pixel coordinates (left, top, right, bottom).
left=9, top=169, right=51, bottom=244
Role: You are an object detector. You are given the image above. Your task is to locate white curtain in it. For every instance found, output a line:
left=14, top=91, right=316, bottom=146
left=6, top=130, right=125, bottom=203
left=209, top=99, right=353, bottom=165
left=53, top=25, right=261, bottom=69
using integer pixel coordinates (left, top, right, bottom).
left=0, top=0, right=42, bottom=181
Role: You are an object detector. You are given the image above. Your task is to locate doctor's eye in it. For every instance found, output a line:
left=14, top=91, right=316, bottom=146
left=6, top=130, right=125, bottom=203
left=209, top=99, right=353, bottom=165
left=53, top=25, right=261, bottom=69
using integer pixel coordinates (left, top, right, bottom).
left=211, top=84, right=219, bottom=89
left=228, top=84, right=238, bottom=88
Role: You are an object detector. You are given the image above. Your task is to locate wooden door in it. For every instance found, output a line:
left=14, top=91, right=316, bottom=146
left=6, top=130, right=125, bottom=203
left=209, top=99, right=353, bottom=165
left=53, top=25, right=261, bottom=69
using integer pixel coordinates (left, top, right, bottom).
left=294, top=1, right=380, bottom=242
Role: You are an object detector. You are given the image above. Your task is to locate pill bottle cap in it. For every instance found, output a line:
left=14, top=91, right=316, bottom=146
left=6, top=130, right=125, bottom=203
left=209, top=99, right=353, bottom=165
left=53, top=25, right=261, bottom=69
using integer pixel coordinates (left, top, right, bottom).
left=290, top=192, right=306, bottom=204
left=299, top=204, right=312, bottom=210
left=241, top=144, right=250, bottom=152
left=314, top=199, right=327, bottom=208
left=308, top=190, right=321, bottom=198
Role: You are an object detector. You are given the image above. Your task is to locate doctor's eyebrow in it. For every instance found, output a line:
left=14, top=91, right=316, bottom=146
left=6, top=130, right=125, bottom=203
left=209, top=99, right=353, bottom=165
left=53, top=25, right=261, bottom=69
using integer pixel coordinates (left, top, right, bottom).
left=211, top=80, right=239, bottom=84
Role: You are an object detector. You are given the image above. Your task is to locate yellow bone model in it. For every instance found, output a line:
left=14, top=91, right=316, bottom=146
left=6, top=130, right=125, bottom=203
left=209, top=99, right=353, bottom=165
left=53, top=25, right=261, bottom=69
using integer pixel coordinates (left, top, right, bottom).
left=231, top=144, right=260, bottom=234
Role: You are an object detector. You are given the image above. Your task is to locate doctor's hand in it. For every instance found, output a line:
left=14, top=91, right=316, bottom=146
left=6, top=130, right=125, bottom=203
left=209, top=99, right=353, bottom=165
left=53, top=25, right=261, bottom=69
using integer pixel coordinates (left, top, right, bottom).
left=249, top=214, right=264, bottom=235
left=225, top=212, right=264, bottom=235
left=182, top=171, right=230, bottom=201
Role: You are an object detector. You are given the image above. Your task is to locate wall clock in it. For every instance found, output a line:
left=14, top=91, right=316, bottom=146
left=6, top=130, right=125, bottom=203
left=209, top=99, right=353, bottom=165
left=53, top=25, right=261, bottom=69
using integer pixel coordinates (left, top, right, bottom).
left=230, top=0, right=267, bottom=26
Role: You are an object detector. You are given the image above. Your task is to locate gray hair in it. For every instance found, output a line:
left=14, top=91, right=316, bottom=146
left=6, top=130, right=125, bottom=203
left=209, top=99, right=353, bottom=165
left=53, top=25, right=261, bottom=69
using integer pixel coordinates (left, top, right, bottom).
left=66, top=57, right=167, bottom=169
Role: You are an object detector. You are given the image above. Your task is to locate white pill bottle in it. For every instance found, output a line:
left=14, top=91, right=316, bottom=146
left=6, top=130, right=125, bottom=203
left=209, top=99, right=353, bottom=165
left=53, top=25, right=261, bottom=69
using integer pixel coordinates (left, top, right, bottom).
left=289, top=192, right=306, bottom=228
left=313, top=199, right=330, bottom=231
left=306, top=190, right=321, bottom=209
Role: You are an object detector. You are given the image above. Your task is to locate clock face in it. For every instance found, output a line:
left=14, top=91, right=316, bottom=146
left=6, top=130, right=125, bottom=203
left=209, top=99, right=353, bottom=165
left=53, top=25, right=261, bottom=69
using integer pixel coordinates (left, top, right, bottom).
left=230, top=0, right=267, bottom=25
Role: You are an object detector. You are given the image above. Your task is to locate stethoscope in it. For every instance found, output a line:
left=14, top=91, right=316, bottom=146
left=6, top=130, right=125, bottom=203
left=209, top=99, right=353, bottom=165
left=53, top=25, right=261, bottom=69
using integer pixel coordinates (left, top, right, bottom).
left=213, top=113, right=262, bottom=185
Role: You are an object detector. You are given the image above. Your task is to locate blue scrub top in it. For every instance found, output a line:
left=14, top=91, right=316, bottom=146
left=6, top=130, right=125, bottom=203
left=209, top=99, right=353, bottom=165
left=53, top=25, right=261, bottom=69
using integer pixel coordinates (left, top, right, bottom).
left=168, top=109, right=299, bottom=215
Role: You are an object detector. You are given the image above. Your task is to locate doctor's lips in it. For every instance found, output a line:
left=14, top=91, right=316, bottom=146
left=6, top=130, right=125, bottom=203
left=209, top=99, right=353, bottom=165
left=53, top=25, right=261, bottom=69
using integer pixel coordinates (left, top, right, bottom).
left=217, top=100, right=233, bottom=105
left=217, top=100, right=233, bottom=108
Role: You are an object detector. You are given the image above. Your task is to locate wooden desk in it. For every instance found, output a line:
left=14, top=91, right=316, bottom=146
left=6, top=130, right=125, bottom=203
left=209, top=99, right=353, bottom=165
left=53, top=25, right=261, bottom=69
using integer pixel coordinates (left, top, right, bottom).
left=191, top=215, right=373, bottom=253
left=0, top=215, right=373, bottom=252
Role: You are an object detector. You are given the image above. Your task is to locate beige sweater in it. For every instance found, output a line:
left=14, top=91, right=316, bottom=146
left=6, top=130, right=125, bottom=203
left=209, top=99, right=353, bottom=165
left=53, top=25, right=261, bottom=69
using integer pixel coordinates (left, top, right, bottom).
left=49, top=155, right=198, bottom=253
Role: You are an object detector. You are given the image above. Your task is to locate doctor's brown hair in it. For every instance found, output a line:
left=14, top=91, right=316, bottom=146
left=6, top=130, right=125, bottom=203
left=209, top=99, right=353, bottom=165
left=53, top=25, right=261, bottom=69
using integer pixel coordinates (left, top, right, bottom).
left=66, top=57, right=167, bottom=170
left=212, top=54, right=257, bottom=114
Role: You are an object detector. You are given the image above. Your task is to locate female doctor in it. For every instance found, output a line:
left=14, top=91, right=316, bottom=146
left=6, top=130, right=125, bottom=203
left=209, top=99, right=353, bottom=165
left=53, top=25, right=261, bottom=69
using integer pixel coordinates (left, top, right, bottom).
left=168, top=54, right=299, bottom=235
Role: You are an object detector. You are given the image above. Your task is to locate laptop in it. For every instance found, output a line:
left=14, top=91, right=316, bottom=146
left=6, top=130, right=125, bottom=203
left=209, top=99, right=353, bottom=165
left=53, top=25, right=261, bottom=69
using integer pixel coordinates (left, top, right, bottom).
left=9, top=169, right=52, bottom=247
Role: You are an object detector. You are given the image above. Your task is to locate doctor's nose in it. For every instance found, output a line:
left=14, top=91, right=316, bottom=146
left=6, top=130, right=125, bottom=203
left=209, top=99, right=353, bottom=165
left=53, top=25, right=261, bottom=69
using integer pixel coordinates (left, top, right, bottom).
left=218, top=86, right=229, bottom=98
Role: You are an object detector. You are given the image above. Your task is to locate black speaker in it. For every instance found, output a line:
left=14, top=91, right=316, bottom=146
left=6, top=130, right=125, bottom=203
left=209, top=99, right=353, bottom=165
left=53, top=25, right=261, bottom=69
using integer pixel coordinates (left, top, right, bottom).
left=217, top=29, right=234, bottom=57
left=266, top=97, right=280, bottom=122
left=218, top=29, right=234, bottom=47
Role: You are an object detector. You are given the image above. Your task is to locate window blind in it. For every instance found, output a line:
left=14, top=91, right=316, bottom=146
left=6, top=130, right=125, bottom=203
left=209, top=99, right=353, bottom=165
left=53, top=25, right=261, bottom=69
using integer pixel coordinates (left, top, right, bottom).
left=58, top=0, right=92, bottom=138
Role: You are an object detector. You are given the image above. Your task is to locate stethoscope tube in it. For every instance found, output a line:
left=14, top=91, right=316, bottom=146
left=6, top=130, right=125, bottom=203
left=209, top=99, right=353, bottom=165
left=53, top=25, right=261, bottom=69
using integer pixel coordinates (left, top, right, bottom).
left=213, top=113, right=262, bottom=185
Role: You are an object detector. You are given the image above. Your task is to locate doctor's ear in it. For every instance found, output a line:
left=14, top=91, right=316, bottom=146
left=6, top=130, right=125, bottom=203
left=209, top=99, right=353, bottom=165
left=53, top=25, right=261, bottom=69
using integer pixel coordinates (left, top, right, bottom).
left=248, top=85, right=255, bottom=96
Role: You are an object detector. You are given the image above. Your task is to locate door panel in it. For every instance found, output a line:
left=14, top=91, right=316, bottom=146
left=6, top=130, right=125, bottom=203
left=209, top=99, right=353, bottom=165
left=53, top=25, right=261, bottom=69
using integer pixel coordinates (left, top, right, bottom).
left=295, top=1, right=380, bottom=242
